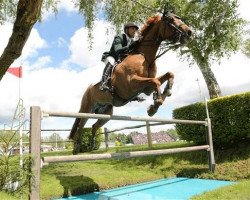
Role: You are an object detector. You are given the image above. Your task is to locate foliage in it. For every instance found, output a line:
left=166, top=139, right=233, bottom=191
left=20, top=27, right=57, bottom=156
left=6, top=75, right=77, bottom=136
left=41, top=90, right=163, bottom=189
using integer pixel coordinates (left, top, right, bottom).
left=182, top=0, right=245, bottom=64
left=77, top=128, right=102, bottom=152
left=0, top=0, right=16, bottom=24
left=173, top=91, right=250, bottom=148
left=64, top=142, right=73, bottom=150
left=0, top=130, right=32, bottom=195
left=70, top=0, right=245, bottom=60
left=115, top=133, right=127, bottom=145
left=42, top=133, right=64, bottom=148
left=115, top=140, right=122, bottom=147
left=126, top=133, right=133, bottom=144
left=0, top=0, right=58, bottom=24
left=107, top=132, right=133, bottom=144
left=107, top=132, right=118, bottom=142
left=242, top=37, right=250, bottom=58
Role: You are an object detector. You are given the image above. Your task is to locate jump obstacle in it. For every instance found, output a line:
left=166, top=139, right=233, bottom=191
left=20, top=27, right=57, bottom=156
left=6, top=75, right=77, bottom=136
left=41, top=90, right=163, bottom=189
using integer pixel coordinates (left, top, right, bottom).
left=29, top=106, right=215, bottom=200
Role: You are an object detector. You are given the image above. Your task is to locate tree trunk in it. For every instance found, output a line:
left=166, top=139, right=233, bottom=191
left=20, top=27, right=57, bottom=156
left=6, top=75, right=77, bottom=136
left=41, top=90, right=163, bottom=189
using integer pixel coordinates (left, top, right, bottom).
left=0, top=0, right=43, bottom=81
left=198, top=60, right=221, bottom=99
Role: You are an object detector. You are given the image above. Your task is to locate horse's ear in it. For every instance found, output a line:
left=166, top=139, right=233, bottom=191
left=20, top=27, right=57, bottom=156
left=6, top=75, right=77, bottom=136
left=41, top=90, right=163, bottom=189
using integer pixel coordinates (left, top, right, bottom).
left=163, top=2, right=176, bottom=17
left=162, top=3, right=169, bottom=17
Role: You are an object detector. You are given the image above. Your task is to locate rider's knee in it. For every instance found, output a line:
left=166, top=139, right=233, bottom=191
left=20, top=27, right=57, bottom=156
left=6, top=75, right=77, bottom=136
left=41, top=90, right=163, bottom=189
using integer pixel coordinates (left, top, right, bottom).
left=104, top=56, right=115, bottom=66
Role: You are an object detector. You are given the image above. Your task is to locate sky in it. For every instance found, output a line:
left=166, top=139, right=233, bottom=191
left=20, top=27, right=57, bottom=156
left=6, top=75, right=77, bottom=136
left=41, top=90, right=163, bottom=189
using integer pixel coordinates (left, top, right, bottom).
left=0, top=0, right=250, bottom=139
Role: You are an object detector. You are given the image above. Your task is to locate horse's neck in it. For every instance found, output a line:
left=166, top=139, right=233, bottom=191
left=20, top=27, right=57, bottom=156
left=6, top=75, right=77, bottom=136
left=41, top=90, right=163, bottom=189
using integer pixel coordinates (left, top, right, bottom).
left=138, top=25, right=161, bottom=65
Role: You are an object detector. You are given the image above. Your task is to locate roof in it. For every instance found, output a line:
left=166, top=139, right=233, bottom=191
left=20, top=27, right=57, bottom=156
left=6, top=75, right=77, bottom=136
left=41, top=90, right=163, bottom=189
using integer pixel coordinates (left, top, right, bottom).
left=131, top=131, right=175, bottom=145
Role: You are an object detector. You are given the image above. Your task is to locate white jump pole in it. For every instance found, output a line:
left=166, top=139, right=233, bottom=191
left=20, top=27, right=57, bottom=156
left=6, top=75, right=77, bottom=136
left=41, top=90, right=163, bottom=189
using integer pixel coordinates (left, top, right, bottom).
left=43, top=145, right=210, bottom=163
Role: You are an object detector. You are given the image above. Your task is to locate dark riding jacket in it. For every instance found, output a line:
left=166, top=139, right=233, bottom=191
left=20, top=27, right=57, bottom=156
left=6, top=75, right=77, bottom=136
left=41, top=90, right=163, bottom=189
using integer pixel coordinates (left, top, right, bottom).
left=109, top=33, right=130, bottom=61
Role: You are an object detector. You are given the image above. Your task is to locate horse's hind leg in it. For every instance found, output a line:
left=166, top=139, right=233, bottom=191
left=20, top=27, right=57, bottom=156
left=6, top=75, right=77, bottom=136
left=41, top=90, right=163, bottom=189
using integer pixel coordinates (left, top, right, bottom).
left=91, top=105, right=113, bottom=149
left=70, top=85, right=94, bottom=154
left=147, top=72, right=174, bottom=116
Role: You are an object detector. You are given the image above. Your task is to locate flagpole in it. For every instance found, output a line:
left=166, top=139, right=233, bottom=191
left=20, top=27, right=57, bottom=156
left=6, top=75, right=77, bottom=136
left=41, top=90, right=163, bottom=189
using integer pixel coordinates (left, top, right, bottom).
left=19, top=76, right=23, bottom=167
left=19, top=66, right=23, bottom=166
left=7, top=66, right=23, bottom=197
left=19, top=66, right=23, bottom=200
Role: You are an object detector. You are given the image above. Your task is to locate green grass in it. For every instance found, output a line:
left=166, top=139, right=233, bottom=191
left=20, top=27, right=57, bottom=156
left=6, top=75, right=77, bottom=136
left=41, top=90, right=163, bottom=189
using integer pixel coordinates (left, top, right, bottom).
left=0, top=192, right=19, bottom=200
left=191, top=180, right=250, bottom=200
left=1, top=141, right=249, bottom=200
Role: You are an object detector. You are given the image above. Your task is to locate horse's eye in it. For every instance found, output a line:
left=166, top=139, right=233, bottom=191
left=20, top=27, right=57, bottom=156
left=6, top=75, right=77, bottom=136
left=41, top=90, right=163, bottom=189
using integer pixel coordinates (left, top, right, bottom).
left=166, top=16, right=173, bottom=23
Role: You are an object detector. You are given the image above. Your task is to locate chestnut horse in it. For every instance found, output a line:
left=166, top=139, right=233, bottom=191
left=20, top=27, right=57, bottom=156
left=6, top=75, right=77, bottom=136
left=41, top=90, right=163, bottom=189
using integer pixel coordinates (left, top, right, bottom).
left=70, top=11, right=192, bottom=152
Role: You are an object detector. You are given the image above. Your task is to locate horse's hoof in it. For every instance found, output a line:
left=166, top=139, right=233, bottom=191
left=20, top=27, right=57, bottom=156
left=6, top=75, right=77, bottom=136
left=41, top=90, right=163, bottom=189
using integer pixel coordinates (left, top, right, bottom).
left=147, top=105, right=157, bottom=116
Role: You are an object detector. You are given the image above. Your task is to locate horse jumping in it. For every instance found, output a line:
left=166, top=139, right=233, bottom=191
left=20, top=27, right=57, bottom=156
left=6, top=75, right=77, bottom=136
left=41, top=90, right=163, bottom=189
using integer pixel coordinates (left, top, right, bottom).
left=69, top=10, right=192, bottom=151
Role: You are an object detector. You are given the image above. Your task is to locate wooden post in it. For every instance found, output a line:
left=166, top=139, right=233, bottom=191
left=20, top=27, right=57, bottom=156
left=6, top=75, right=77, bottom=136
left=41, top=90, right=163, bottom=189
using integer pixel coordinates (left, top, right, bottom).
left=104, top=128, right=108, bottom=151
left=146, top=121, right=152, bottom=148
left=206, top=118, right=216, bottom=172
left=29, top=106, right=41, bottom=200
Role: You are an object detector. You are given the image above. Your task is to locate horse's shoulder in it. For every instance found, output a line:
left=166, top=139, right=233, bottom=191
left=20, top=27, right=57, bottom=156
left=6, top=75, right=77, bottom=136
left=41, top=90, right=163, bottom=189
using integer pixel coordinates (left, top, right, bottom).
left=128, top=53, right=145, bottom=63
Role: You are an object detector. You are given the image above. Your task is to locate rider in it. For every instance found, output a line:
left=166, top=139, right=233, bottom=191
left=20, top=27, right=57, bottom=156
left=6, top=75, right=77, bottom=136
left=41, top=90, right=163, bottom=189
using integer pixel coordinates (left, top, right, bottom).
left=99, top=22, right=139, bottom=91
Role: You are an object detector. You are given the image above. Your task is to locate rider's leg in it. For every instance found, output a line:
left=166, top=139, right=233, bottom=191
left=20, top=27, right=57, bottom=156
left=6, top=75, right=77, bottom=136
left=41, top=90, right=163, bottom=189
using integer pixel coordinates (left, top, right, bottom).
left=100, top=63, right=113, bottom=90
left=100, top=56, right=115, bottom=91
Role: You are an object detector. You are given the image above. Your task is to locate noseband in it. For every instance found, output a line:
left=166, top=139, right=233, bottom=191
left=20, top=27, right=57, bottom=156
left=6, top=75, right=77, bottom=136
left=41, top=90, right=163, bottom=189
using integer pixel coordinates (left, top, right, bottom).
left=165, top=15, right=189, bottom=43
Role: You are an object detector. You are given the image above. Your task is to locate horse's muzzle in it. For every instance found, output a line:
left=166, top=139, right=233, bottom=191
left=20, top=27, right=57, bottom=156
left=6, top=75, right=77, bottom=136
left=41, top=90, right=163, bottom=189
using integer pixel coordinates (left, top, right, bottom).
left=180, top=30, right=192, bottom=44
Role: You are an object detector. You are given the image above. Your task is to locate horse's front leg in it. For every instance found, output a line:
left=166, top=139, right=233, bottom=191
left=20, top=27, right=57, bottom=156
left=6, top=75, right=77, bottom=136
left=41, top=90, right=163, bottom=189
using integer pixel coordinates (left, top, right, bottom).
left=158, top=72, right=174, bottom=97
left=130, top=75, right=164, bottom=107
left=147, top=72, right=174, bottom=116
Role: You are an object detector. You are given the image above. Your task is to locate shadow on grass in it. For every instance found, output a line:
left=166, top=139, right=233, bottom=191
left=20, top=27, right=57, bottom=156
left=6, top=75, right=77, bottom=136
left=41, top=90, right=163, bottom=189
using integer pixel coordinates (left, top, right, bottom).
left=56, top=175, right=99, bottom=197
left=176, top=167, right=209, bottom=178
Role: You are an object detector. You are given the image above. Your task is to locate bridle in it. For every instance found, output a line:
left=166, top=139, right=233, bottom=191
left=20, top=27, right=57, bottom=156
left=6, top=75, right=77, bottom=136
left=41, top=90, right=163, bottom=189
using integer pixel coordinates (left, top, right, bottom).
left=164, top=14, right=190, bottom=44
left=135, top=13, right=190, bottom=69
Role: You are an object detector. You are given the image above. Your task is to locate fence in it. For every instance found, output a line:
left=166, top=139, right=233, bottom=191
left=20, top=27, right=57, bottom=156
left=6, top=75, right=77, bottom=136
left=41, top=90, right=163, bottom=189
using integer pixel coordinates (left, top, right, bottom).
left=29, top=106, right=215, bottom=199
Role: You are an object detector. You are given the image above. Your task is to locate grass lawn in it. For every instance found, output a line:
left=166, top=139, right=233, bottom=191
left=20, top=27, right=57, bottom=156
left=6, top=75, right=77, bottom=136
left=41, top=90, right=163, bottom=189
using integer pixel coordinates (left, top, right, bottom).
left=191, top=179, right=250, bottom=200
left=1, top=141, right=249, bottom=200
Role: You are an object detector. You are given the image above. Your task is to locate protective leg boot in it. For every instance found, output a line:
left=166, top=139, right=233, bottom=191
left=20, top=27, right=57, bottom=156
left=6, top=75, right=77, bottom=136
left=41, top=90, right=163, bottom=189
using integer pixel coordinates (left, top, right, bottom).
left=100, top=63, right=113, bottom=91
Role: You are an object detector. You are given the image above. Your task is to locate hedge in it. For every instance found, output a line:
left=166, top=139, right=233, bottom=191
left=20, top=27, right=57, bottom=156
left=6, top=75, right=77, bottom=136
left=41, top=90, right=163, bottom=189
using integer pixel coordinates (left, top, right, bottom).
left=73, top=128, right=103, bottom=153
left=173, top=92, right=250, bottom=148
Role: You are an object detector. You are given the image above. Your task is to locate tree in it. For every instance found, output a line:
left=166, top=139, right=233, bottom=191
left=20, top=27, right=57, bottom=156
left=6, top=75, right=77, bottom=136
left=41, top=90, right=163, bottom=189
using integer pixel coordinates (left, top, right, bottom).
left=42, top=132, right=64, bottom=148
left=0, top=0, right=56, bottom=81
left=242, top=38, right=250, bottom=58
left=181, top=0, right=245, bottom=98
left=1, top=0, right=245, bottom=99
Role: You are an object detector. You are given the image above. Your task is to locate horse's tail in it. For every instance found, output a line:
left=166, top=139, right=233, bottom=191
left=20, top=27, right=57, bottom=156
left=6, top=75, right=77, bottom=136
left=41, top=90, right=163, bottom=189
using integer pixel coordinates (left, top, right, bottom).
left=69, top=84, right=93, bottom=140
left=69, top=118, right=80, bottom=139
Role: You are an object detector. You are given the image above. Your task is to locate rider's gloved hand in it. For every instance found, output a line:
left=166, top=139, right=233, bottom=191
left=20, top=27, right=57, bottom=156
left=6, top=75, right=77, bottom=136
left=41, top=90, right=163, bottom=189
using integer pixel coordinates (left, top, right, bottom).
left=129, top=40, right=139, bottom=50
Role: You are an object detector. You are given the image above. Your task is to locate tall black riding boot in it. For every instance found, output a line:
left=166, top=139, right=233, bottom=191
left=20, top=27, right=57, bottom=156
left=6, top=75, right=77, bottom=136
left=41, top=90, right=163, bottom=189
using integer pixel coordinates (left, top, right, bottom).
left=100, top=63, right=113, bottom=91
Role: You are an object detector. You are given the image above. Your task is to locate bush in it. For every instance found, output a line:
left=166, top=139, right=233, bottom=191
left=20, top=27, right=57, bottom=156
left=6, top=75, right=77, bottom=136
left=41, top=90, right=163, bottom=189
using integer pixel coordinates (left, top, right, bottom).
left=115, top=141, right=122, bottom=146
left=76, top=128, right=102, bottom=152
left=173, top=92, right=250, bottom=148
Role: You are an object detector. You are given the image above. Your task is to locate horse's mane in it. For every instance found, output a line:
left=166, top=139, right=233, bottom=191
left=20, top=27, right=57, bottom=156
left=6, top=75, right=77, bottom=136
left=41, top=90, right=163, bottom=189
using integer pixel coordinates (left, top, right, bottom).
left=140, top=15, right=161, bottom=36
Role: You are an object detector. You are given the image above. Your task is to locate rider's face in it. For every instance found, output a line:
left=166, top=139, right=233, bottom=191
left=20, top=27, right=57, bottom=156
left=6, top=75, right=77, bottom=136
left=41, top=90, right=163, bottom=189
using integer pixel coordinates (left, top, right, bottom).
left=127, top=27, right=137, bottom=38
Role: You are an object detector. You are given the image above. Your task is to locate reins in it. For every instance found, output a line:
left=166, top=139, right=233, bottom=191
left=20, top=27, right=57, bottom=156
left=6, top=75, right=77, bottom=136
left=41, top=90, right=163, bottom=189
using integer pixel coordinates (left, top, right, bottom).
left=133, top=15, right=186, bottom=69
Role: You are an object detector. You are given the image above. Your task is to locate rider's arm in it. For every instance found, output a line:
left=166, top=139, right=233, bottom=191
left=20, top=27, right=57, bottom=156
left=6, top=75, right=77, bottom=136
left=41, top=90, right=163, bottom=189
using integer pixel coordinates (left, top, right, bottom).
left=113, top=35, right=129, bottom=55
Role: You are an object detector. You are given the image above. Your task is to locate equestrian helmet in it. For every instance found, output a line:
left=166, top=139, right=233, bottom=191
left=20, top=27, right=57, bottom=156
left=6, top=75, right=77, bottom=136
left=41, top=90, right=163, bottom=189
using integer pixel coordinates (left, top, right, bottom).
left=124, top=22, right=139, bottom=32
